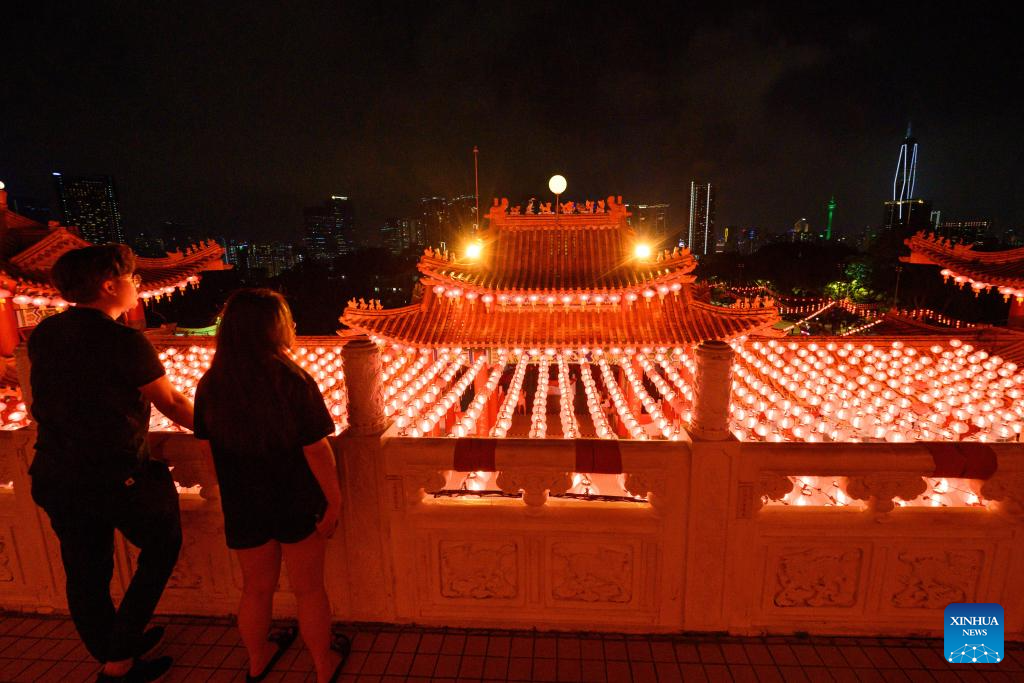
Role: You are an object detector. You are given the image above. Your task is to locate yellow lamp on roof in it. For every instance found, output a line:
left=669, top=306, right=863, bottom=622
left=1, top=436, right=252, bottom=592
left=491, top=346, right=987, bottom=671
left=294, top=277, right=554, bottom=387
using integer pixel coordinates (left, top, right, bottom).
left=634, top=243, right=652, bottom=260
left=465, top=241, right=483, bottom=260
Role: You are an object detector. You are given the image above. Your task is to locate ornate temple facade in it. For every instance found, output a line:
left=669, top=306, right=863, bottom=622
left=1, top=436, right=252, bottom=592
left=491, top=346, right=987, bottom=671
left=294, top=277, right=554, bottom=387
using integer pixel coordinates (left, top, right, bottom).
left=342, top=196, right=778, bottom=348
left=0, top=191, right=1021, bottom=640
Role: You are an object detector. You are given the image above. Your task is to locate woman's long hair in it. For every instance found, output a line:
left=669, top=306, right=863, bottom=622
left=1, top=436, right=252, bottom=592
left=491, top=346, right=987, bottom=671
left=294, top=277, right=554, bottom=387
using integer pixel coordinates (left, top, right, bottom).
left=200, top=288, right=303, bottom=454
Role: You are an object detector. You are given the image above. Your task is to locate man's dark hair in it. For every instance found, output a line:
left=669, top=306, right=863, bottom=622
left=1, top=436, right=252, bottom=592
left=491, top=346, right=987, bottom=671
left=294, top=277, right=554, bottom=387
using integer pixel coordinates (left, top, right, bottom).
left=51, top=244, right=136, bottom=304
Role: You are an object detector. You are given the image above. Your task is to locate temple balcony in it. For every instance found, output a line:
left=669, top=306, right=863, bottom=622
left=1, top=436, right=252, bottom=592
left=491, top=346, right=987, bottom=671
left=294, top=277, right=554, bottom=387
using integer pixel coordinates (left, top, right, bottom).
left=1, top=335, right=1022, bottom=640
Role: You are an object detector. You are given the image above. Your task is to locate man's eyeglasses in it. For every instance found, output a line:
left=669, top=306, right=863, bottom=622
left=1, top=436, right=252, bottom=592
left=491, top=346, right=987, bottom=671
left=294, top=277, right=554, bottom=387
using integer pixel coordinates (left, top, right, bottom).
left=125, top=274, right=142, bottom=288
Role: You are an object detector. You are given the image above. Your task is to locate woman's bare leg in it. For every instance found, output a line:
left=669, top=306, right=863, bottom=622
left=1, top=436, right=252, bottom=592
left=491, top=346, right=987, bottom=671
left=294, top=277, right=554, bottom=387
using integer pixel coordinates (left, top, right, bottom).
left=282, top=532, right=339, bottom=682
left=236, top=541, right=282, bottom=676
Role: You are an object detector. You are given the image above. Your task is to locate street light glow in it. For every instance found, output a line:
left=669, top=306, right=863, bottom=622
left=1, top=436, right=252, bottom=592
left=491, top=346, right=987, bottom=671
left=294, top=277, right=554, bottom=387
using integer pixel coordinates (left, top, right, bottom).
left=548, top=174, right=567, bottom=195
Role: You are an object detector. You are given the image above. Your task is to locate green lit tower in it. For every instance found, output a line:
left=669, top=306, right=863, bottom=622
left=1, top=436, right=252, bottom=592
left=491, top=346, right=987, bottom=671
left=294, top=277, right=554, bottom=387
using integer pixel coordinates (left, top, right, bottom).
left=825, top=195, right=836, bottom=241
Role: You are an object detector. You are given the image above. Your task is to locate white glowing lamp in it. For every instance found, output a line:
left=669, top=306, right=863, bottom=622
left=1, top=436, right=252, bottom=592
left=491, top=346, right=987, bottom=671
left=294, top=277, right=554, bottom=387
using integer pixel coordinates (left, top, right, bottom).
left=548, top=174, right=567, bottom=195
left=634, top=243, right=652, bottom=260
left=465, top=241, right=483, bottom=260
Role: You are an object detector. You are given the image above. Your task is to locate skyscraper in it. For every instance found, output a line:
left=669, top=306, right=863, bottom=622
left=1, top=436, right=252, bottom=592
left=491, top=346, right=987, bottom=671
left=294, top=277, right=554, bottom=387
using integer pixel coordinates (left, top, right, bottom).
left=687, top=182, right=715, bottom=256
left=883, top=127, right=932, bottom=236
left=53, top=173, right=125, bottom=244
left=304, top=195, right=355, bottom=261
left=938, top=220, right=991, bottom=246
left=380, top=218, right=402, bottom=255
left=420, top=197, right=449, bottom=249
left=883, top=198, right=932, bottom=235
left=381, top=218, right=426, bottom=255
left=892, top=124, right=918, bottom=218
left=447, top=195, right=478, bottom=238
left=630, top=203, right=671, bottom=243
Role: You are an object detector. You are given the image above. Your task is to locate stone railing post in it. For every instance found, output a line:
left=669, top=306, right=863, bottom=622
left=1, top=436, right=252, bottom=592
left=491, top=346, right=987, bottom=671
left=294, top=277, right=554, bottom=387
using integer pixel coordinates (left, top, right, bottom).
left=688, top=340, right=735, bottom=440
left=340, top=335, right=389, bottom=436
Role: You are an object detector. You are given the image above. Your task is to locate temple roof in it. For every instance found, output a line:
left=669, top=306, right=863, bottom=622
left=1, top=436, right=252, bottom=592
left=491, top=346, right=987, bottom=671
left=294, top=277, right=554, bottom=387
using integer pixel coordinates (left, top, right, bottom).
left=903, top=231, right=1024, bottom=290
left=341, top=287, right=779, bottom=348
left=1, top=192, right=228, bottom=304
left=340, top=194, right=779, bottom=347
left=419, top=195, right=696, bottom=294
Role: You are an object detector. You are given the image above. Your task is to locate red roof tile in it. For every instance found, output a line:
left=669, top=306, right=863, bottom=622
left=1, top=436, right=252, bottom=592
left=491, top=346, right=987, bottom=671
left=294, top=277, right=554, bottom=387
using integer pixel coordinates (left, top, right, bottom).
left=341, top=286, right=778, bottom=348
left=903, top=232, right=1024, bottom=288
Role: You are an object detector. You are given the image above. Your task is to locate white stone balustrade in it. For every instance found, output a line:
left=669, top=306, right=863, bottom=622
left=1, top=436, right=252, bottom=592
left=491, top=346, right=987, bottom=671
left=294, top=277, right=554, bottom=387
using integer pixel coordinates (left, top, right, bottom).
left=0, top=430, right=1022, bottom=638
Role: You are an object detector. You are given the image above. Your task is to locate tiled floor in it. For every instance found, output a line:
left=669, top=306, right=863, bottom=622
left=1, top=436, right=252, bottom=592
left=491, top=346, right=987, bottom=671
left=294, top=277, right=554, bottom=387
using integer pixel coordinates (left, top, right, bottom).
left=0, top=613, right=1021, bottom=682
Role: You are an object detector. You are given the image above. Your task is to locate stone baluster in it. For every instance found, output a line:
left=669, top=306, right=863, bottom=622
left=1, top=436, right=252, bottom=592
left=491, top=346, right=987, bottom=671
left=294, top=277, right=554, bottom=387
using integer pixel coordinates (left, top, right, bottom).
left=688, top=340, right=735, bottom=440
left=341, top=335, right=389, bottom=436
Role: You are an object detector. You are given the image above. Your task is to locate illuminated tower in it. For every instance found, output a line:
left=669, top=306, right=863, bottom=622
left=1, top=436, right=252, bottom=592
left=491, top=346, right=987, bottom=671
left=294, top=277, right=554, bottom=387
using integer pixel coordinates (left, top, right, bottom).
left=883, top=125, right=931, bottom=236
left=825, top=195, right=836, bottom=241
left=892, top=123, right=918, bottom=218
left=687, top=182, right=715, bottom=256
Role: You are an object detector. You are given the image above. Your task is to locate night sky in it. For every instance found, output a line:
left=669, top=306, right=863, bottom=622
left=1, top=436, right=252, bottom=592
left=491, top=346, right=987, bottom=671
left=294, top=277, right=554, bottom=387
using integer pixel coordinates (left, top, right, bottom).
left=3, top=2, right=1022, bottom=243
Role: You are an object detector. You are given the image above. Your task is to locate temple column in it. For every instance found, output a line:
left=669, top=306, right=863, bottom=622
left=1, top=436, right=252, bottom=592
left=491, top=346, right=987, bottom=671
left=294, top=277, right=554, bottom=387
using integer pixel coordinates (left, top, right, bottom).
left=0, top=295, right=19, bottom=357
left=336, top=334, right=394, bottom=621
left=688, top=340, right=735, bottom=441
left=1009, top=298, right=1024, bottom=330
left=341, top=335, right=389, bottom=436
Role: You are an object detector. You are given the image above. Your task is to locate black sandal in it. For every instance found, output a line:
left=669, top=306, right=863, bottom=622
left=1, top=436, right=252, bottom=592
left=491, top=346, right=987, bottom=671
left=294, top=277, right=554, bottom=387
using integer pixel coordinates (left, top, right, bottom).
left=326, top=632, right=352, bottom=683
left=246, top=624, right=299, bottom=682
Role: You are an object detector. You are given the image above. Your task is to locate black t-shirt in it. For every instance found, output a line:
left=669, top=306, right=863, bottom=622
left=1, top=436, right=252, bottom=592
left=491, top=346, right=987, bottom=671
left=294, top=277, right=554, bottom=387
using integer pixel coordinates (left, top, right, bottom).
left=193, top=358, right=335, bottom=524
left=28, top=307, right=166, bottom=485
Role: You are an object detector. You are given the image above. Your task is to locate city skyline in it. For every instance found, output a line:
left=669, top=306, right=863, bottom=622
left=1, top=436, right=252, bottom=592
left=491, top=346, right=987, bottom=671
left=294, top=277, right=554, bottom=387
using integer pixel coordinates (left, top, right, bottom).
left=4, top=5, right=1023, bottom=244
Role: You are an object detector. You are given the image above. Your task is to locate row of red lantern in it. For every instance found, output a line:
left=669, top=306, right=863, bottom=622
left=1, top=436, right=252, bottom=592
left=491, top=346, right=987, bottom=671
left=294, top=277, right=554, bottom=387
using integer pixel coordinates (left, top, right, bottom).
left=430, top=282, right=684, bottom=306
left=939, top=268, right=1024, bottom=302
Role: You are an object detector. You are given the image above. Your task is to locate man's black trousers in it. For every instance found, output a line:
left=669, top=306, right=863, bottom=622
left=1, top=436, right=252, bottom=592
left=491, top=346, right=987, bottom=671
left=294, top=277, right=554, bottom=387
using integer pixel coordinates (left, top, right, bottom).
left=31, top=459, right=182, bottom=663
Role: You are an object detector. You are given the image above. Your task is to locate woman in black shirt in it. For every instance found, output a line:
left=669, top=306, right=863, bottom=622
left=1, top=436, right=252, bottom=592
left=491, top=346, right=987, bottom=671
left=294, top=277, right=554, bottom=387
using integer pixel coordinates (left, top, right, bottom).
left=194, top=289, right=347, bottom=682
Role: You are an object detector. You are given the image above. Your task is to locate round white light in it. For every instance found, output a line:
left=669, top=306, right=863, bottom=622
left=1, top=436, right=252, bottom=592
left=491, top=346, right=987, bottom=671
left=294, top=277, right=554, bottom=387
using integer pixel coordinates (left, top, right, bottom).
left=548, top=174, right=567, bottom=195
left=465, top=242, right=482, bottom=259
left=634, top=243, right=652, bottom=259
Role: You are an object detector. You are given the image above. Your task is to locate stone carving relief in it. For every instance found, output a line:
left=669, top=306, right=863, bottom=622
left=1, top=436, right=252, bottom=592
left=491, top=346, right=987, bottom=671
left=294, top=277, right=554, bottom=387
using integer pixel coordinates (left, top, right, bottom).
left=758, top=473, right=795, bottom=508
left=496, top=470, right=571, bottom=507
left=622, top=472, right=668, bottom=512
left=402, top=468, right=448, bottom=504
left=551, top=543, right=632, bottom=603
left=890, top=550, right=981, bottom=609
left=841, top=474, right=928, bottom=513
left=439, top=541, right=518, bottom=599
left=774, top=548, right=862, bottom=608
left=979, top=472, right=1024, bottom=516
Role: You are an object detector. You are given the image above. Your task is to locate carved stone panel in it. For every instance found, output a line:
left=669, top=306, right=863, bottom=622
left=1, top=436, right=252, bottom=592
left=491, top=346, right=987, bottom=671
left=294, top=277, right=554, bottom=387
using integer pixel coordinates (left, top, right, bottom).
left=841, top=475, right=928, bottom=513
left=551, top=542, right=632, bottom=603
left=890, top=550, right=982, bottom=609
left=439, top=541, right=518, bottom=600
left=979, top=473, right=1024, bottom=516
left=773, top=548, right=862, bottom=608
left=496, top=470, right=571, bottom=507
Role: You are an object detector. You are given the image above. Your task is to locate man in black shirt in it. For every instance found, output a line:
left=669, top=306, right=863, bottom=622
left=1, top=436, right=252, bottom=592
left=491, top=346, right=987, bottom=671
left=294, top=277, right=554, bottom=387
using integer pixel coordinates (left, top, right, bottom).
left=29, top=245, right=194, bottom=682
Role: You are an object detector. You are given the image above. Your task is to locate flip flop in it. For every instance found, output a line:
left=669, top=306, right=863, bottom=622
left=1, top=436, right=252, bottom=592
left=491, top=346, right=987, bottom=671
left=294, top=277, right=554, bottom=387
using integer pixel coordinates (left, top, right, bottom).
left=327, top=632, right=353, bottom=683
left=246, top=624, right=299, bottom=682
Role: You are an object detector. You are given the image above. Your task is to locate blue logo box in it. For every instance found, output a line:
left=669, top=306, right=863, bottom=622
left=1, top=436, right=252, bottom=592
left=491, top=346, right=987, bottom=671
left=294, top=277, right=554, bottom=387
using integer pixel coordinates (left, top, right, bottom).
left=944, top=603, right=1004, bottom=664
